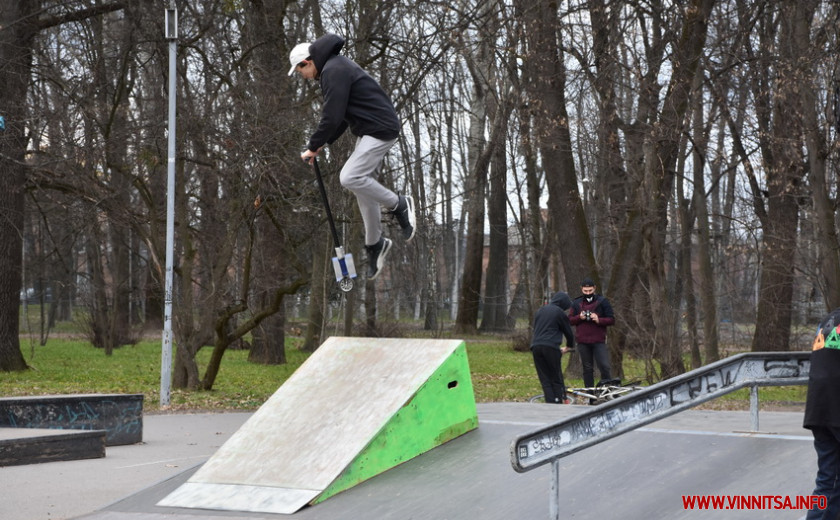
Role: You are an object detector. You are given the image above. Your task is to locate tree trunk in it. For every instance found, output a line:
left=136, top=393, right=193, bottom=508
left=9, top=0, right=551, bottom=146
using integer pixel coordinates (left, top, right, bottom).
left=588, top=0, right=628, bottom=273
left=249, top=217, right=288, bottom=364
left=641, top=0, right=714, bottom=378
left=519, top=0, right=596, bottom=290
left=100, top=29, right=134, bottom=351
left=85, top=216, right=112, bottom=353
left=0, top=1, right=36, bottom=371
left=690, top=70, right=719, bottom=363
left=520, top=109, right=549, bottom=318
left=454, top=97, right=510, bottom=334
left=172, top=156, right=202, bottom=390
left=680, top=195, right=702, bottom=370
left=675, top=133, right=701, bottom=369
left=364, top=277, right=378, bottom=336
left=242, top=0, right=291, bottom=363
left=751, top=1, right=814, bottom=352
left=249, top=302, right=287, bottom=365
left=303, top=231, right=330, bottom=351
left=454, top=32, right=491, bottom=335
left=480, top=121, right=510, bottom=332
left=801, top=39, right=840, bottom=310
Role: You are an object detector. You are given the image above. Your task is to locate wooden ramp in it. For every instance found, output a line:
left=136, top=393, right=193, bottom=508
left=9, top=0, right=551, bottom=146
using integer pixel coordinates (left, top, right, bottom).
left=157, top=337, right=478, bottom=515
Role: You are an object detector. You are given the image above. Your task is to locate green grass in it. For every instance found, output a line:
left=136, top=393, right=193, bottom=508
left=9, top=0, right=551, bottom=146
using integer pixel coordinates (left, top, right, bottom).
left=465, top=339, right=543, bottom=401
left=2, top=338, right=312, bottom=411
left=0, top=336, right=807, bottom=412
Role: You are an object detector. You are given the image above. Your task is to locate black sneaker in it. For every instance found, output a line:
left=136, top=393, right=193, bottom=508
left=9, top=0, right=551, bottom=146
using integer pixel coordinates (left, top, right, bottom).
left=365, top=237, right=392, bottom=280
left=391, top=195, right=416, bottom=242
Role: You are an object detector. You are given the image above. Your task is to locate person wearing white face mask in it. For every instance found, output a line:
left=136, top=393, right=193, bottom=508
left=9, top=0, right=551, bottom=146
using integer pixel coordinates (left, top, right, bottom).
left=569, top=277, right=615, bottom=397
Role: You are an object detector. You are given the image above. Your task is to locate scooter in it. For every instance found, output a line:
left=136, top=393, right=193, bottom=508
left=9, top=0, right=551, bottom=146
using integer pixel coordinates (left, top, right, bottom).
left=310, top=157, right=356, bottom=292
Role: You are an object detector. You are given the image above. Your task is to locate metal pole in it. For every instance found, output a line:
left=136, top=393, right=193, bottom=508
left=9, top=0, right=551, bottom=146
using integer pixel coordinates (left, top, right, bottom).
left=549, top=459, right=560, bottom=520
left=749, top=385, right=759, bottom=432
left=160, top=6, right=178, bottom=407
left=311, top=158, right=342, bottom=249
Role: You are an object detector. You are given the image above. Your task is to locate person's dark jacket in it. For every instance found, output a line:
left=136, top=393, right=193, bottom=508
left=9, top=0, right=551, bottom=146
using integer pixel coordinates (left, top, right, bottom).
left=306, top=34, right=400, bottom=152
left=569, top=294, right=615, bottom=344
left=804, top=307, right=840, bottom=429
left=530, top=292, right=575, bottom=351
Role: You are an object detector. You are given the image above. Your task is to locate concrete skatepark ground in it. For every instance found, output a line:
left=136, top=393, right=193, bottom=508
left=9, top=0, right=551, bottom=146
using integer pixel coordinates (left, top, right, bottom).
left=1, top=402, right=818, bottom=520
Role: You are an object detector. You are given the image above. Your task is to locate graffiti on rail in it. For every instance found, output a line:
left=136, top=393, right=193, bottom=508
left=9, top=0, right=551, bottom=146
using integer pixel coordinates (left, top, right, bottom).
left=0, top=396, right=143, bottom=445
left=669, top=357, right=807, bottom=407
left=669, top=363, right=740, bottom=406
left=762, top=358, right=808, bottom=379
left=519, top=390, right=670, bottom=461
left=517, top=356, right=809, bottom=464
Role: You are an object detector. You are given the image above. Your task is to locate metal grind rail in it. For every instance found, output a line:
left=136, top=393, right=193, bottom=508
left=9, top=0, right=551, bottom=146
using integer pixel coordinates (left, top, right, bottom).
left=510, top=351, right=810, bottom=519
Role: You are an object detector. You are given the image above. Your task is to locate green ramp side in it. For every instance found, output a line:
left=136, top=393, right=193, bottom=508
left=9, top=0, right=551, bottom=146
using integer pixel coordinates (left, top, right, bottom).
left=314, top=341, right=477, bottom=504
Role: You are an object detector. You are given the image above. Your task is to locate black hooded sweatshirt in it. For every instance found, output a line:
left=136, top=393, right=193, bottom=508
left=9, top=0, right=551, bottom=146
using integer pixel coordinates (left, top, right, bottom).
left=530, top=292, right=575, bottom=350
left=306, top=34, right=400, bottom=152
left=804, top=307, right=840, bottom=429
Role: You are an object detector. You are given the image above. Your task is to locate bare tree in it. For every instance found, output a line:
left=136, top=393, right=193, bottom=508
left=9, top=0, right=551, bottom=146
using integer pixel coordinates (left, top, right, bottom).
left=0, top=1, right=125, bottom=371
left=800, top=2, right=840, bottom=310
left=743, top=1, right=815, bottom=352
left=480, top=5, right=516, bottom=333
left=517, top=0, right=596, bottom=295
left=454, top=0, right=497, bottom=334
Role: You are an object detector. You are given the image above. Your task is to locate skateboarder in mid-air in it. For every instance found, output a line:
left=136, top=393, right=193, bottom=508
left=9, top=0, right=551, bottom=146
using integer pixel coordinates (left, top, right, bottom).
left=289, top=33, right=416, bottom=280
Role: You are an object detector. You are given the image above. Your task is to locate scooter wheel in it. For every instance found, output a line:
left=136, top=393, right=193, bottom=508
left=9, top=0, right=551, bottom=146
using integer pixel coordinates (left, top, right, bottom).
left=338, top=277, right=354, bottom=292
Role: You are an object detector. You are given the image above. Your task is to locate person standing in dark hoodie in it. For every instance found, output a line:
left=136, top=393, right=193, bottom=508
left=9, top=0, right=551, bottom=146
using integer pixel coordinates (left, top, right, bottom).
left=288, top=34, right=416, bottom=280
left=804, top=307, right=840, bottom=520
left=530, top=291, right=575, bottom=404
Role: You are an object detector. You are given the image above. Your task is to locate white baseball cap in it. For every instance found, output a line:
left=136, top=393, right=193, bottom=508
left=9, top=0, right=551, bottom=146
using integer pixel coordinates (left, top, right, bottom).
left=288, top=42, right=312, bottom=76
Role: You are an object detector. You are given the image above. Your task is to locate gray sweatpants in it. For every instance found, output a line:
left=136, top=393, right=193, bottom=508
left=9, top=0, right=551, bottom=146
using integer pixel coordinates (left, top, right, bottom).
left=339, top=135, right=399, bottom=245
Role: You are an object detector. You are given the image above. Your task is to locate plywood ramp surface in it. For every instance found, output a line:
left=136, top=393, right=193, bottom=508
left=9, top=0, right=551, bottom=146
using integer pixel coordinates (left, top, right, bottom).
left=158, top=337, right=476, bottom=514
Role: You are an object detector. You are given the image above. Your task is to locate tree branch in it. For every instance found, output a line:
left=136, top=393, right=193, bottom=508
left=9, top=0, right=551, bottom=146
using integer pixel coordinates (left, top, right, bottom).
left=37, top=2, right=126, bottom=31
